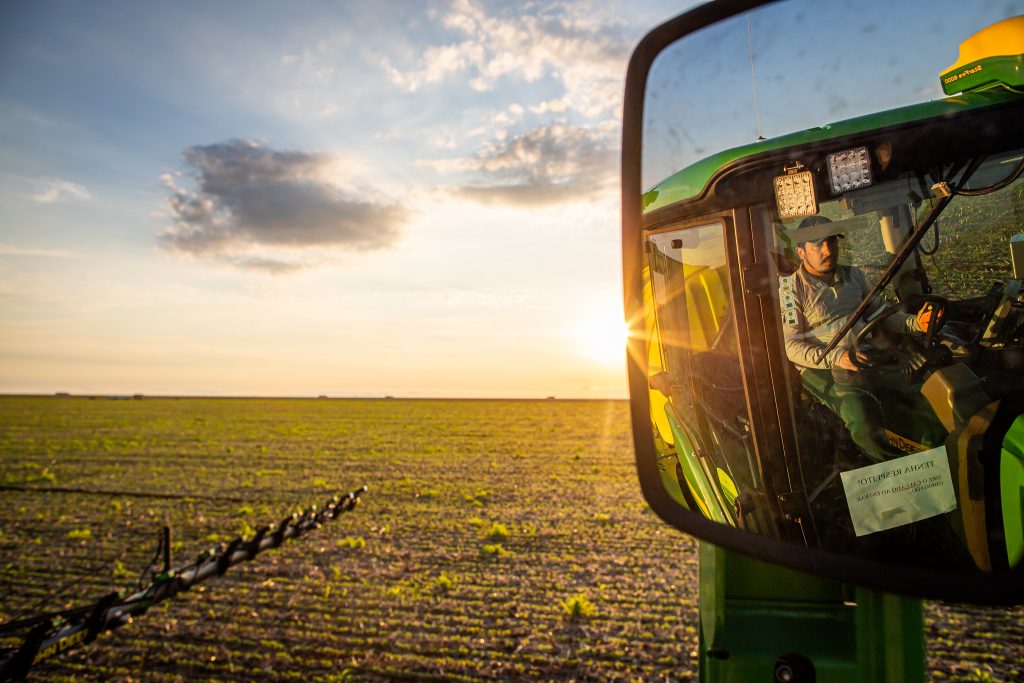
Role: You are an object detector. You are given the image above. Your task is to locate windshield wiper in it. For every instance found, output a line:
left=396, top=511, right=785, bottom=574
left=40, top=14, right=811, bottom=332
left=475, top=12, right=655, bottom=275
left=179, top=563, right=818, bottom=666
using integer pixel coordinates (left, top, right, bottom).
left=813, top=157, right=984, bottom=365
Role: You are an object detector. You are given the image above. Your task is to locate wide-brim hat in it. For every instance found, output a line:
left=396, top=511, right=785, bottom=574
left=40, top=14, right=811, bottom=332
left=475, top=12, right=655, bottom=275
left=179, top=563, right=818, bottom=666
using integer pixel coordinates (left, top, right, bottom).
left=789, top=216, right=845, bottom=244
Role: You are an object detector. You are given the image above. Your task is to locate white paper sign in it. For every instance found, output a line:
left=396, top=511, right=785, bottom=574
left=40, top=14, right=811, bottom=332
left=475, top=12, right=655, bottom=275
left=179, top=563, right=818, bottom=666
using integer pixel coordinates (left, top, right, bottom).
left=840, top=446, right=957, bottom=537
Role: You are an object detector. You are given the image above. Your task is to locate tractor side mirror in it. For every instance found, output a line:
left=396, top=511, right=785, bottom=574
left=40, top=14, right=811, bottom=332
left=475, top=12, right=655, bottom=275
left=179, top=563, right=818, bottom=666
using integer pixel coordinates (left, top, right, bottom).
left=622, top=0, right=1024, bottom=604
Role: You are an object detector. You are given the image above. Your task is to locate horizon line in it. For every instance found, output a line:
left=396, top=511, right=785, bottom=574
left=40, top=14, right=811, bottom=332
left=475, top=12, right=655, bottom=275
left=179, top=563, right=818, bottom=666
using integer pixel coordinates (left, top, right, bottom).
left=2, top=392, right=629, bottom=402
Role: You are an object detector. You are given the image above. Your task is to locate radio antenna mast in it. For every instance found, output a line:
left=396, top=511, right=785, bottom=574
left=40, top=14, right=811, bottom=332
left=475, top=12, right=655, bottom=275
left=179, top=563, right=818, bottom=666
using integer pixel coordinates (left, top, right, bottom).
left=746, top=12, right=766, bottom=142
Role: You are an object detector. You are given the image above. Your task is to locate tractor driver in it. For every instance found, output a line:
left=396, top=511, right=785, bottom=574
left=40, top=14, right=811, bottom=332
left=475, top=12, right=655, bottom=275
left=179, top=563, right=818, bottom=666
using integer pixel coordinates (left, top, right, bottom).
left=778, top=215, right=937, bottom=462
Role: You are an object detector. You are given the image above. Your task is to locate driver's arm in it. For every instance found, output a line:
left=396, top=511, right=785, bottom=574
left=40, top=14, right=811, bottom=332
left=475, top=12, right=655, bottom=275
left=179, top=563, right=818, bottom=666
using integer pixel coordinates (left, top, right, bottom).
left=883, top=312, right=923, bottom=334
left=780, top=276, right=845, bottom=369
left=855, top=269, right=924, bottom=335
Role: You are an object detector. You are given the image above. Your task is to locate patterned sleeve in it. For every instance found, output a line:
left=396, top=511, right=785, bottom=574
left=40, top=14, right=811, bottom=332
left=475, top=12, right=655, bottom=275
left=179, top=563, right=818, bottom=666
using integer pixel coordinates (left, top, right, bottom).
left=779, top=274, right=841, bottom=369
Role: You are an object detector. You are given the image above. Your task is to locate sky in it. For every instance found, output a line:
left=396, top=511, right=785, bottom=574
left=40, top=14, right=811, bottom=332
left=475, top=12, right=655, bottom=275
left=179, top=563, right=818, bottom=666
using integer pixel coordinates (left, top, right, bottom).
left=642, top=0, right=1020, bottom=187
left=0, top=0, right=691, bottom=399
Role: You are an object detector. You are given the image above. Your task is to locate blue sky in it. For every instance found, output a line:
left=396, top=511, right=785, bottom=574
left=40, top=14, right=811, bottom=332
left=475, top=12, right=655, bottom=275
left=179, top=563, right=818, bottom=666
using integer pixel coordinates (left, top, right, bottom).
left=4, top=0, right=1015, bottom=398
left=0, top=0, right=689, bottom=398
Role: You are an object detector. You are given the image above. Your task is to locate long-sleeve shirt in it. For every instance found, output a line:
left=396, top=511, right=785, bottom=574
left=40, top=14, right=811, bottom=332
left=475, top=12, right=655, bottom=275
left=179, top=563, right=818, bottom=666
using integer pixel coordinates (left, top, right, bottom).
left=779, top=264, right=920, bottom=370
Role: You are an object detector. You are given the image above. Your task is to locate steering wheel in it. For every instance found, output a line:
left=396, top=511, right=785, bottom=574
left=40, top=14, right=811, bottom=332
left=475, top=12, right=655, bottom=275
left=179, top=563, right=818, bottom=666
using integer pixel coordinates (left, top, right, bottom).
left=850, top=294, right=950, bottom=372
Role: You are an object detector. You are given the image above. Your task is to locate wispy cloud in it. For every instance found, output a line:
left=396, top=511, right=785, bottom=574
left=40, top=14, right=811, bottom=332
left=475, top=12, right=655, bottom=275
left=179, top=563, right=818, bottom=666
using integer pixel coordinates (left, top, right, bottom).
left=385, top=1, right=634, bottom=208
left=31, top=179, right=92, bottom=204
left=0, top=173, right=92, bottom=204
left=382, top=0, right=631, bottom=118
left=228, top=254, right=307, bottom=275
left=0, top=104, right=65, bottom=131
left=424, top=122, right=618, bottom=206
left=159, top=140, right=408, bottom=270
left=0, top=244, right=77, bottom=258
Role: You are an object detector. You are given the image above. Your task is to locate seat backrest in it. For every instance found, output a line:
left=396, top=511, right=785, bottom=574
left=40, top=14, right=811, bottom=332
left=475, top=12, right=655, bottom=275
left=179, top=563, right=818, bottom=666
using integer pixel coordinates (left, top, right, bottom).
left=683, top=264, right=729, bottom=352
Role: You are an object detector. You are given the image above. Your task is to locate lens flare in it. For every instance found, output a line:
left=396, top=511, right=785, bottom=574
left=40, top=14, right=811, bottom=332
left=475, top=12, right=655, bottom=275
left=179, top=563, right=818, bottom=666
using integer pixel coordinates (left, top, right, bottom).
left=575, top=309, right=630, bottom=364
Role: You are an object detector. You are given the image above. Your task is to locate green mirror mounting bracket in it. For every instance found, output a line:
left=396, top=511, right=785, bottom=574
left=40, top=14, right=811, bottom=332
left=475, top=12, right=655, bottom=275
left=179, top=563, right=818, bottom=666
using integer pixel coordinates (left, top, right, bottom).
left=698, top=543, right=925, bottom=683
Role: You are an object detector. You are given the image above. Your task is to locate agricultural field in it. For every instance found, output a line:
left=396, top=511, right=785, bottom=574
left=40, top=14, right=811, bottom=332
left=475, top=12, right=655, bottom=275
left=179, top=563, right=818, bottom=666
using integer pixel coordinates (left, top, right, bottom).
left=1, top=396, right=1021, bottom=682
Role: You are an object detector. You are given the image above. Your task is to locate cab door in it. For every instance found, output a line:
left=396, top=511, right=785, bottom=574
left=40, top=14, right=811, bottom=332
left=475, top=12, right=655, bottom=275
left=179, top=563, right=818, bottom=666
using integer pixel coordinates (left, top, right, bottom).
left=642, top=213, right=801, bottom=540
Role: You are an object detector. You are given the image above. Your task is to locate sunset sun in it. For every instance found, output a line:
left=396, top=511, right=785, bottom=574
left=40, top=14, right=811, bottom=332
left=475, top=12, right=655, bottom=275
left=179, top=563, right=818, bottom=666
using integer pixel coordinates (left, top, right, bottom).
left=575, top=308, right=630, bottom=365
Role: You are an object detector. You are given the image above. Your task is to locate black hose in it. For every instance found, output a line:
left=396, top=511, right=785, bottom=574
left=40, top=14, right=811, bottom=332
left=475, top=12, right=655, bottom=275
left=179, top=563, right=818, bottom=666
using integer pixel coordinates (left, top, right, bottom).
left=952, top=155, right=1024, bottom=196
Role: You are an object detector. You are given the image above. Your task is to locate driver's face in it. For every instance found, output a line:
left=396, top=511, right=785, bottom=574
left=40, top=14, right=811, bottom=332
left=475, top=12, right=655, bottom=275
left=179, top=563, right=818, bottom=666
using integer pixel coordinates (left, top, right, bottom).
left=797, top=236, right=839, bottom=276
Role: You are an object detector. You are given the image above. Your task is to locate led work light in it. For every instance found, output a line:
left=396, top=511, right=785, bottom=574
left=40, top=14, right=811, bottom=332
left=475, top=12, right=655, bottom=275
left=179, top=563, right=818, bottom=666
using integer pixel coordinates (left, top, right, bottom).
left=827, top=146, right=873, bottom=195
left=774, top=162, right=817, bottom=220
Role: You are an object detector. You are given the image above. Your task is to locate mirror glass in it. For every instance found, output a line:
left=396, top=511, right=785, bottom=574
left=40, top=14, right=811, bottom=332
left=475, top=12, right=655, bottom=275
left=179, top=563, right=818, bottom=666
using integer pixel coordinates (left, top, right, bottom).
left=635, top=0, right=1024, bottom=583
left=643, top=1, right=1019, bottom=190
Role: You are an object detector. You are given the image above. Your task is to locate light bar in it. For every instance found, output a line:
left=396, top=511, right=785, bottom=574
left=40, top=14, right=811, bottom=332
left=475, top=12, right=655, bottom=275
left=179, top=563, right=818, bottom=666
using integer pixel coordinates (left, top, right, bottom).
left=774, top=165, right=818, bottom=220
left=827, top=146, right=873, bottom=195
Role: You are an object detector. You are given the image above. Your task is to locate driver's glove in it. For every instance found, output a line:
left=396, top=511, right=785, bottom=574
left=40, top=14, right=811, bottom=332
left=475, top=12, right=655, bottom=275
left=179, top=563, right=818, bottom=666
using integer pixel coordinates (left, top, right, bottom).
left=903, top=349, right=929, bottom=381
left=916, top=302, right=944, bottom=333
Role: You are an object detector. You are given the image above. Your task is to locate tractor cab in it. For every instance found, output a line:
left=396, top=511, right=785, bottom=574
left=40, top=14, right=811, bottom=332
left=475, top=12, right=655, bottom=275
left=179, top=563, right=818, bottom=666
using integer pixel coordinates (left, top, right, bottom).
left=624, top=9, right=1024, bottom=597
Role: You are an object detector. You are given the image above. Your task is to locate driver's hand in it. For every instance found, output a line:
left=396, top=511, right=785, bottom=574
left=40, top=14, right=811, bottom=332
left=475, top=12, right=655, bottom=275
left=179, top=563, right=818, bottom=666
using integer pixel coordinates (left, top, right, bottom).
left=836, top=351, right=860, bottom=371
left=916, top=302, right=944, bottom=333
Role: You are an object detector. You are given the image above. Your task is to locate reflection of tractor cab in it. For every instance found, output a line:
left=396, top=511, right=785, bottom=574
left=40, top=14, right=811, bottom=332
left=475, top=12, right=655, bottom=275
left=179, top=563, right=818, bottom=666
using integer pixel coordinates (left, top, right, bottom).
left=639, top=16, right=1024, bottom=573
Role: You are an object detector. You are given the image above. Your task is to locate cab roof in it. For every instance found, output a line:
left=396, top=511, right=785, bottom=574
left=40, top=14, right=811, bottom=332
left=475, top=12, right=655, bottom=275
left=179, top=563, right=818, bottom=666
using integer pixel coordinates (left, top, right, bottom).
left=642, top=88, right=1023, bottom=215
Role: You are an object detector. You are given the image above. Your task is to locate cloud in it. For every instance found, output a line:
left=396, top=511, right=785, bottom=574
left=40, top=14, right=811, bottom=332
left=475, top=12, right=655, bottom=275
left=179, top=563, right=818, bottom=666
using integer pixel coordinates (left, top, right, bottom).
left=228, top=255, right=306, bottom=275
left=31, top=179, right=92, bottom=204
left=0, top=173, right=92, bottom=204
left=0, top=104, right=66, bottom=137
left=159, top=140, right=408, bottom=268
left=465, top=103, right=527, bottom=141
left=0, top=244, right=77, bottom=258
left=382, top=0, right=631, bottom=118
left=427, top=122, right=618, bottom=206
left=529, top=98, right=569, bottom=115
left=382, top=1, right=635, bottom=208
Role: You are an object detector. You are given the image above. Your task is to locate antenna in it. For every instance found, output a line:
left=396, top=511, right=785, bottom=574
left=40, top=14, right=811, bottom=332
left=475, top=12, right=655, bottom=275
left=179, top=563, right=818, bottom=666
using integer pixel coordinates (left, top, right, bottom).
left=746, top=13, right=765, bottom=142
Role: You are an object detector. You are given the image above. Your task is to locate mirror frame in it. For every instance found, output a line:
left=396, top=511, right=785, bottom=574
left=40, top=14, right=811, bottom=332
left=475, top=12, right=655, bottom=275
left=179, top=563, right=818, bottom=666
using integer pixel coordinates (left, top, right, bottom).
left=620, top=0, right=1024, bottom=604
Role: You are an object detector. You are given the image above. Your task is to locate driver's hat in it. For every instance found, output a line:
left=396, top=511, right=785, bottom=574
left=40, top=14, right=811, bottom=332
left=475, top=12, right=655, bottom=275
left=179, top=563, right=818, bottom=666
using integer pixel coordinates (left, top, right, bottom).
left=790, top=215, right=845, bottom=245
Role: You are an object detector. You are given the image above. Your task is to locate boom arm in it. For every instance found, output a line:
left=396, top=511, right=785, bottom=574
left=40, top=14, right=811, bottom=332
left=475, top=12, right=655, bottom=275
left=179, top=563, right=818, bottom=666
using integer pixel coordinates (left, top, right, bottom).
left=0, top=486, right=367, bottom=681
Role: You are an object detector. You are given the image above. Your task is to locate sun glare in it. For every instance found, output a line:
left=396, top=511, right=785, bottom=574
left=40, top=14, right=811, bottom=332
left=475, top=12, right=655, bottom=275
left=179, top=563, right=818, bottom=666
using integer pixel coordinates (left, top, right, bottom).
left=576, top=309, right=630, bottom=364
